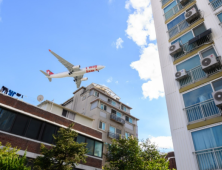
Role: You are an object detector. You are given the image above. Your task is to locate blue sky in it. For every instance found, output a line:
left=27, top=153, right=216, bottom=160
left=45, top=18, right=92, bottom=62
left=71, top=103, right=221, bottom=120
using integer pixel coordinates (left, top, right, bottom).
left=0, top=0, right=172, bottom=151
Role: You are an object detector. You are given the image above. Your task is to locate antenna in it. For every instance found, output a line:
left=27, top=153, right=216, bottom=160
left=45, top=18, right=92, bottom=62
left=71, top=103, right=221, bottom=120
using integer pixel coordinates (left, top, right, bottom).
left=37, top=95, right=44, bottom=102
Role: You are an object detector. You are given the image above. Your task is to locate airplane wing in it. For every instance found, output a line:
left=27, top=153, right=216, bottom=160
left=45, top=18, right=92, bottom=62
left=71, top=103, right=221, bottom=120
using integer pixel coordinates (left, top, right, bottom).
left=75, top=75, right=83, bottom=88
left=49, top=50, right=80, bottom=72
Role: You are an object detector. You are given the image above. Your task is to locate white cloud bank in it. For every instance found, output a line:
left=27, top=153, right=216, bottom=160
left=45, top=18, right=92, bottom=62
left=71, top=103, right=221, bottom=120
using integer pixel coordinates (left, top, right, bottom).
left=150, top=136, right=173, bottom=149
left=116, top=38, right=124, bottom=49
left=125, top=0, right=164, bottom=100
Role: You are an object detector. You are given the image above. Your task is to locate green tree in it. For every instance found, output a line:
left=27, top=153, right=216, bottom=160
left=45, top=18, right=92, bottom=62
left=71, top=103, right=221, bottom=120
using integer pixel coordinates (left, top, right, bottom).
left=0, top=142, right=31, bottom=170
left=103, top=136, right=172, bottom=170
left=34, top=123, right=87, bottom=170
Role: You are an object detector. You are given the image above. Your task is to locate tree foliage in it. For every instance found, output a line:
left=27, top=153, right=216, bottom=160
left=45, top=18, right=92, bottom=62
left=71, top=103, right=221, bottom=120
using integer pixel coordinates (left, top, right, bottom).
left=34, top=123, right=87, bottom=170
left=0, top=142, right=30, bottom=170
left=103, top=136, right=172, bottom=170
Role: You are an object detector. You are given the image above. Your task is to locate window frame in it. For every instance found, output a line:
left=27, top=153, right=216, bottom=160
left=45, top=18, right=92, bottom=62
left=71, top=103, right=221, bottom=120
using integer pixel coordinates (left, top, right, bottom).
left=215, top=10, right=222, bottom=25
left=163, top=0, right=177, bottom=14
left=99, top=121, right=106, bottom=131
left=125, top=116, right=133, bottom=124
left=199, top=45, right=219, bottom=59
left=94, top=91, right=99, bottom=97
left=100, top=103, right=107, bottom=111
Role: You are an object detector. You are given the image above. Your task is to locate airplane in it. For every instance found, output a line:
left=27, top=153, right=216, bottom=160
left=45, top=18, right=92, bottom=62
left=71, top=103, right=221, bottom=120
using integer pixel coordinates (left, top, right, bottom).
left=40, top=49, right=105, bottom=88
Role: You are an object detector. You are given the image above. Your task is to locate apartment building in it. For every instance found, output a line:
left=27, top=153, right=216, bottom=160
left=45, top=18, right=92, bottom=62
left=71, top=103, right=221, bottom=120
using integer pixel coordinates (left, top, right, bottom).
left=0, top=92, right=103, bottom=170
left=151, top=0, right=222, bottom=169
left=61, top=83, right=139, bottom=164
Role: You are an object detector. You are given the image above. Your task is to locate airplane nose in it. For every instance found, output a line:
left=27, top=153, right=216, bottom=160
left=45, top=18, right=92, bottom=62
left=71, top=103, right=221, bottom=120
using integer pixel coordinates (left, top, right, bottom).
left=99, top=65, right=105, bottom=69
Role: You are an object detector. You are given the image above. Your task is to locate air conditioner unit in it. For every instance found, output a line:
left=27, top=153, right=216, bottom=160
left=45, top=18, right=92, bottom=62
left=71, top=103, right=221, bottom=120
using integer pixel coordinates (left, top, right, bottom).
left=201, top=54, right=220, bottom=73
left=175, top=69, right=188, bottom=81
left=169, top=41, right=182, bottom=57
left=180, top=0, right=189, bottom=6
left=212, top=90, right=222, bottom=108
left=185, top=7, right=199, bottom=23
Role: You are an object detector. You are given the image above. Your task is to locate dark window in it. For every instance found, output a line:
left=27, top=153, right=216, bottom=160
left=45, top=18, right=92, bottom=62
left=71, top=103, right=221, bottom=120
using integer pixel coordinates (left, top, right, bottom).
left=76, top=135, right=86, bottom=143
left=0, top=109, right=16, bottom=132
left=193, top=24, right=206, bottom=37
left=41, top=123, right=57, bottom=144
left=116, top=129, right=121, bottom=134
left=25, top=119, right=42, bottom=139
left=86, top=138, right=94, bottom=155
left=111, top=109, right=116, bottom=114
left=213, top=79, right=222, bottom=91
left=11, top=114, right=29, bottom=136
left=99, top=121, right=102, bottom=129
left=104, top=105, right=107, bottom=111
left=125, top=116, right=129, bottom=121
left=62, top=110, right=67, bottom=117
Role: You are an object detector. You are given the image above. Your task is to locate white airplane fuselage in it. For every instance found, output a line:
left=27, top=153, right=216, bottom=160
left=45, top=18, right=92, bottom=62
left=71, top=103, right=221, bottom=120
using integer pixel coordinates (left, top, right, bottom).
left=48, top=65, right=104, bottom=78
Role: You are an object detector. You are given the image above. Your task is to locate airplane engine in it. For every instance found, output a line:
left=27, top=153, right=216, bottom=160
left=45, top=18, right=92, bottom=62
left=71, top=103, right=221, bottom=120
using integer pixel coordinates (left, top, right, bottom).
left=81, top=77, right=88, bottom=81
left=72, top=65, right=80, bottom=69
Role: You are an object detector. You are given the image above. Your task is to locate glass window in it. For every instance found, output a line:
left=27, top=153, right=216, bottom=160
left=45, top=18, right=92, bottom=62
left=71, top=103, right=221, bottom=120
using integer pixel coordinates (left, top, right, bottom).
left=86, top=138, right=94, bottom=155
left=129, top=118, right=133, bottom=123
left=201, top=47, right=217, bottom=58
left=94, top=91, right=99, bottom=97
left=25, top=119, right=42, bottom=139
left=167, top=13, right=185, bottom=30
left=121, top=105, right=126, bottom=111
left=41, top=123, right=57, bottom=144
left=212, top=78, right=222, bottom=91
left=183, top=84, right=213, bottom=107
left=176, top=55, right=200, bottom=71
left=172, top=31, right=194, bottom=45
left=218, top=13, right=222, bottom=22
left=11, top=114, right=29, bottom=136
left=112, top=101, right=116, bottom=106
left=99, top=121, right=105, bottom=130
left=193, top=24, right=206, bottom=36
left=94, top=141, right=102, bottom=157
left=77, top=135, right=86, bottom=143
left=116, top=112, right=121, bottom=118
left=109, top=126, right=115, bottom=133
left=100, top=104, right=106, bottom=111
left=0, top=109, right=16, bottom=132
left=62, top=110, right=67, bottom=117
left=164, top=1, right=177, bottom=13
left=111, top=109, right=116, bottom=114
left=125, top=132, right=130, bottom=139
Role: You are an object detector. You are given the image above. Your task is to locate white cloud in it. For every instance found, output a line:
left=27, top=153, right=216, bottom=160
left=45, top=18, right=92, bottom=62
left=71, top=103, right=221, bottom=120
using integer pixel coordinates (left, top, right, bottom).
left=115, top=81, right=119, bottom=84
left=107, top=77, right=113, bottom=83
left=116, top=38, right=124, bottom=49
left=126, top=0, right=164, bottom=100
left=150, top=136, right=173, bottom=149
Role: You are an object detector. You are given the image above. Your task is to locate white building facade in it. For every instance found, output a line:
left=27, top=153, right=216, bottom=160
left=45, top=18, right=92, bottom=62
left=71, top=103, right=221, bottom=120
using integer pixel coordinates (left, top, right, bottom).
left=151, top=0, right=222, bottom=169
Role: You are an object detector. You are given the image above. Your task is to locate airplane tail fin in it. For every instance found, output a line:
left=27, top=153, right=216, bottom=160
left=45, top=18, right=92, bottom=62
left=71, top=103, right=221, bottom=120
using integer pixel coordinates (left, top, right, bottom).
left=46, top=70, right=54, bottom=75
left=40, top=70, right=52, bottom=82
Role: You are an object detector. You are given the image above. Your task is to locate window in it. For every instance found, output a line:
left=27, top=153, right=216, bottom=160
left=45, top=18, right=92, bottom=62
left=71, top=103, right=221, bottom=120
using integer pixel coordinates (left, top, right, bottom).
left=125, top=132, right=131, bottom=139
left=183, top=84, right=213, bottom=107
left=0, top=109, right=16, bottom=132
left=109, top=126, right=115, bottom=133
left=99, top=121, right=105, bottom=130
left=201, top=47, right=217, bottom=58
left=111, top=109, right=116, bottom=114
left=116, top=129, right=121, bottom=134
left=62, top=110, right=67, bottom=117
left=94, top=91, right=99, bottom=97
left=86, top=138, right=94, bottom=155
left=76, top=135, right=86, bottom=143
left=164, top=1, right=176, bottom=13
left=172, top=31, right=194, bottom=45
left=41, top=123, right=57, bottom=144
left=11, top=114, right=29, bottom=136
left=167, top=13, right=185, bottom=30
left=116, top=112, right=121, bottom=118
left=111, top=101, right=116, bottom=106
left=121, top=105, right=126, bottom=111
left=100, top=104, right=107, bottom=111
left=125, top=116, right=133, bottom=123
left=212, top=78, right=222, bottom=91
left=193, top=24, right=206, bottom=36
left=67, top=112, right=75, bottom=120
left=25, top=119, right=42, bottom=139
left=176, top=55, right=200, bottom=71
left=217, top=12, right=222, bottom=23
left=94, top=141, right=103, bottom=157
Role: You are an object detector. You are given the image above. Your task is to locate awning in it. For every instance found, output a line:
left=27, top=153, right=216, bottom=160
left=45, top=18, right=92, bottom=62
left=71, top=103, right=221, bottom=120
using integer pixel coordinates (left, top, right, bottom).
left=188, top=29, right=212, bottom=45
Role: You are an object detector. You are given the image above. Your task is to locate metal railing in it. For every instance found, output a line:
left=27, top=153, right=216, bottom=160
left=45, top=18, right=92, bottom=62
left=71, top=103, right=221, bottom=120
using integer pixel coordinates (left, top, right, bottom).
left=164, top=0, right=194, bottom=21
left=162, top=0, right=172, bottom=6
left=209, top=0, right=222, bottom=11
left=194, top=146, right=222, bottom=170
left=110, top=114, right=125, bottom=125
left=108, top=132, right=122, bottom=140
left=173, top=34, right=213, bottom=61
left=184, top=98, right=221, bottom=123
left=168, top=14, right=201, bottom=39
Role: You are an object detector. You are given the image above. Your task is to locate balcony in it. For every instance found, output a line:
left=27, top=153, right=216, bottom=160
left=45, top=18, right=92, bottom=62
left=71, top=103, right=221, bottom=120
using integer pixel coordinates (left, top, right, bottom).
left=168, top=13, right=201, bottom=39
left=164, top=0, right=194, bottom=21
left=173, top=33, right=213, bottom=61
left=194, top=147, right=222, bottom=170
left=209, top=0, right=222, bottom=11
left=184, top=98, right=221, bottom=124
left=108, top=132, right=122, bottom=140
left=110, top=114, right=125, bottom=125
left=179, top=64, right=222, bottom=88
left=162, top=0, right=172, bottom=6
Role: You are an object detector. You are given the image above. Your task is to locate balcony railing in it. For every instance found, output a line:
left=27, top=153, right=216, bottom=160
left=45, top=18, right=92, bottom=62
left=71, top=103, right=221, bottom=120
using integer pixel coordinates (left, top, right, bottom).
left=110, top=114, right=125, bottom=125
left=194, top=146, right=222, bottom=170
left=168, top=14, right=201, bottom=39
left=162, top=0, right=172, bottom=6
left=179, top=64, right=222, bottom=88
left=108, top=132, right=122, bottom=140
left=173, top=34, right=213, bottom=61
left=164, top=0, right=194, bottom=21
left=209, top=0, right=222, bottom=11
left=184, top=98, right=221, bottom=123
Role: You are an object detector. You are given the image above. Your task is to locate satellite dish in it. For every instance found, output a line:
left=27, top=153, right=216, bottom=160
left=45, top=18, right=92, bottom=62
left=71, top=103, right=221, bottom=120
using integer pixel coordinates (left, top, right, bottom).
left=37, top=95, right=44, bottom=102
